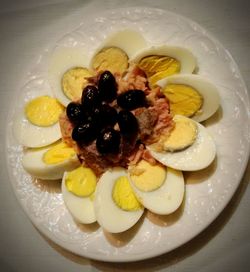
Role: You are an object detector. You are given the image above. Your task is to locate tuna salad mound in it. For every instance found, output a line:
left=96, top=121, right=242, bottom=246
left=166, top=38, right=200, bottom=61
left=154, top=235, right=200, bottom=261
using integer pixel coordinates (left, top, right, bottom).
left=59, top=65, right=174, bottom=176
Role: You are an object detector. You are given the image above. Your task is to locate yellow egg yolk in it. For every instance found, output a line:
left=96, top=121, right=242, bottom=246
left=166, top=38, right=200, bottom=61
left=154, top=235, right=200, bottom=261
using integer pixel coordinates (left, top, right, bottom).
left=138, top=55, right=180, bottom=87
left=163, top=84, right=203, bottom=117
left=129, top=160, right=166, bottom=192
left=112, top=176, right=142, bottom=211
left=163, top=115, right=197, bottom=152
left=62, top=67, right=93, bottom=100
left=65, top=166, right=97, bottom=197
left=25, top=96, right=64, bottom=127
left=43, top=141, right=76, bottom=164
left=92, top=47, right=129, bottom=75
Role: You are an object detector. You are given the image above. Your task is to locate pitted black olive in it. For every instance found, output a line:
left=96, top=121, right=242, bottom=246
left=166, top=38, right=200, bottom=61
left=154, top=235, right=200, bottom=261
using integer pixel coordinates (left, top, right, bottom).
left=66, top=102, right=85, bottom=123
left=81, top=85, right=101, bottom=110
left=117, top=89, right=147, bottom=110
left=72, top=122, right=97, bottom=144
left=98, top=71, right=117, bottom=102
left=93, top=103, right=118, bottom=128
left=118, top=110, right=138, bottom=136
left=96, top=127, right=120, bottom=154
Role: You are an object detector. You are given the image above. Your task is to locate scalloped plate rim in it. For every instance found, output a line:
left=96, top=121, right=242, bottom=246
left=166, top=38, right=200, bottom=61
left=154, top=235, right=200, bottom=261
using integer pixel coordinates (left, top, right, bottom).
left=4, top=6, right=250, bottom=262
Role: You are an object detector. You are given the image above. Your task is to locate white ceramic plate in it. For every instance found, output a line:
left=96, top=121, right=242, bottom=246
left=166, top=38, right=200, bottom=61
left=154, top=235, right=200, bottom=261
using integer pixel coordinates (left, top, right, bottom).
left=5, top=7, right=250, bottom=262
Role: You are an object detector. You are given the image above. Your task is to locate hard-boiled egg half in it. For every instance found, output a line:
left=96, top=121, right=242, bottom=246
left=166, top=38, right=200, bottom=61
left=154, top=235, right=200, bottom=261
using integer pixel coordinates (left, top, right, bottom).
left=94, top=167, right=144, bottom=233
left=158, top=74, right=220, bottom=122
left=129, top=160, right=184, bottom=215
left=147, top=115, right=216, bottom=171
left=61, top=166, right=97, bottom=224
left=131, top=45, right=197, bottom=87
left=22, top=140, right=80, bottom=180
left=90, top=29, right=148, bottom=75
left=48, top=47, right=93, bottom=106
left=13, top=93, right=64, bottom=148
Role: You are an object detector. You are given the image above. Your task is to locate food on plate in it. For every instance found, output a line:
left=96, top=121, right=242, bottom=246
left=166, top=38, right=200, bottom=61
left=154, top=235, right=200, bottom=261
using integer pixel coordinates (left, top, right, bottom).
left=147, top=115, right=216, bottom=171
left=14, top=29, right=221, bottom=235
left=91, top=29, right=147, bottom=75
left=129, top=160, right=166, bottom=192
left=98, top=70, right=118, bottom=102
left=22, top=141, right=80, bottom=180
left=129, top=162, right=184, bottom=214
left=91, top=47, right=129, bottom=75
left=48, top=47, right=92, bottom=106
left=158, top=74, right=220, bottom=122
left=163, top=115, right=197, bottom=152
left=131, top=45, right=197, bottom=87
left=61, top=68, right=174, bottom=176
left=163, top=84, right=202, bottom=118
left=100, top=29, right=148, bottom=58
left=25, top=96, right=64, bottom=126
left=116, top=89, right=147, bottom=110
left=61, top=166, right=97, bottom=224
left=49, top=30, right=147, bottom=107
left=94, top=167, right=144, bottom=233
left=13, top=94, right=63, bottom=148
left=62, top=67, right=93, bottom=101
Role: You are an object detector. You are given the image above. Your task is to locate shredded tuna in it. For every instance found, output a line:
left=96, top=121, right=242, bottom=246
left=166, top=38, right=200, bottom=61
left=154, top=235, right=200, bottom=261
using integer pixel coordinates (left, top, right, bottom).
left=78, top=141, right=123, bottom=176
left=145, top=86, right=165, bottom=104
left=116, top=65, right=149, bottom=94
left=147, top=98, right=174, bottom=144
left=141, top=149, right=157, bottom=165
left=59, top=112, right=75, bottom=148
left=128, top=144, right=145, bottom=165
left=76, top=133, right=138, bottom=177
left=86, top=74, right=99, bottom=85
left=128, top=144, right=157, bottom=166
left=59, top=65, right=174, bottom=177
left=133, top=107, right=158, bottom=140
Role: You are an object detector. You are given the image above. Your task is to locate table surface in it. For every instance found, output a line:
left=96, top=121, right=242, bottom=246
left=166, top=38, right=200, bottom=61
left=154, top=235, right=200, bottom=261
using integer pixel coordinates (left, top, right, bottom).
left=0, top=0, right=249, bottom=271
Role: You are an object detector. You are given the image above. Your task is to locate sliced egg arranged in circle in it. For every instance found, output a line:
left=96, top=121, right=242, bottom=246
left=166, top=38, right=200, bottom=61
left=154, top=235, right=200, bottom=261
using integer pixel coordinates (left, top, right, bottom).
left=12, top=29, right=222, bottom=236
left=147, top=115, right=216, bottom=171
left=94, top=167, right=144, bottom=233
left=101, top=29, right=148, bottom=58
left=90, top=29, right=148, bottom=75
left=131, top=45, right=197, bottom=87
left=61, top=166, right=97, bottom=224
left=48, top=47, right=92, bottom=106
left=13, top=94, right=63, bottom=148
left=129, top=160, right=185, bottom=215
left=22, top=140, right=80, bottom=180
left=158, top=74, right=220, bottom=122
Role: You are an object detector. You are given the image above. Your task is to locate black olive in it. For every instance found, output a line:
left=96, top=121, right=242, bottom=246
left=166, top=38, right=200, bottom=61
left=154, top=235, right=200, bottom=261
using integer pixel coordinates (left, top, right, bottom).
left=118, top=110, right=138, bottom=136
left=92, top=103, right=117, bottom=128
left=98, top=71, right=117, bottom=102
left=96, top=128, right=121, bottom=154
left=72, top=122, right=97, bottom=144
left=117, top=89, right=147, bottom=110
left=66, top=102, right=85, bottom=123
left=81, top=85, right=101, bottom=110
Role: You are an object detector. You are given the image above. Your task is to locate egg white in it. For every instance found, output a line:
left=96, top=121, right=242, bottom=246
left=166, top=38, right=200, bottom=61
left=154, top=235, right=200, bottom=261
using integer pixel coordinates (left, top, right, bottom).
left=13, top=117, right=61, bottom=148
left=129, top=167, right=184, bottom=215
left=94, top=167, right=144, bottom=233
left=92, top=29, right=148, bottom=60
left=131, top=45, right=197, bottom=74
left=147, top=116, right=216, bottom=171
left=22, top=143, right=80, bottom=180
left=158, top=74, right=220, bottom=122
left=61, top=172, right=96, bottom=224
left=12, top=87, right=62, bottom=148
left=48, top=47, right=91, bottom=106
